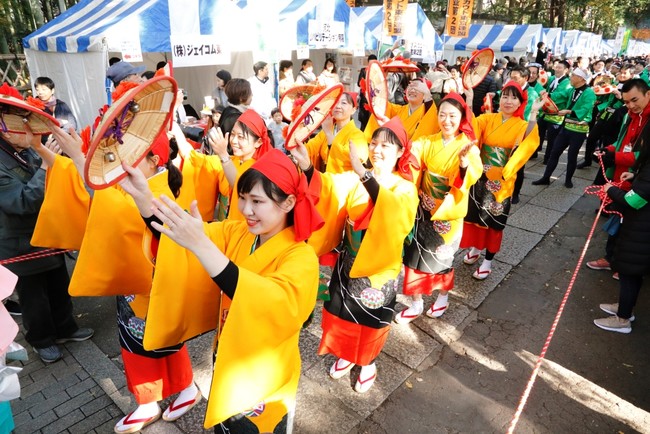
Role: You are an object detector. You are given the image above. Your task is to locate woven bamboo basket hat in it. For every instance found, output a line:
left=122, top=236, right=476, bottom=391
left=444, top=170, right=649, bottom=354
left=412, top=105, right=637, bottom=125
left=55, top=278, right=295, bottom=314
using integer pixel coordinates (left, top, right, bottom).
left=0, top=92, right=59, bottom=135
left=84, top=76, right=177, bottom=190
left=462, top=48, right=494, bottom=89
left=285, top=84, right=344, bottom=150
left=365, top=60, right=388, bottom=119
left=279, top=84, right=326, bottom=121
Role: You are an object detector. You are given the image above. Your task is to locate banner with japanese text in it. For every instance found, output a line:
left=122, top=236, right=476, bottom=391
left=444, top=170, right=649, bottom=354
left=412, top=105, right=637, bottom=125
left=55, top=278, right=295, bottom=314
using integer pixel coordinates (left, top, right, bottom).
left=445, top=0, right=474, bottom=38
left=170, top=34, right=230, bottom=67
left=383, top=0, right=408, bottom=36
left=308, top=20, right=345, bottom=49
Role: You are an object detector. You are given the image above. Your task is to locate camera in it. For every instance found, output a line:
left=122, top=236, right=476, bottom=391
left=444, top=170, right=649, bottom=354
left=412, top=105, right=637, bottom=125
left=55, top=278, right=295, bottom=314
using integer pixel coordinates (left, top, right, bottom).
left=181, top=89, right=188, bottom=101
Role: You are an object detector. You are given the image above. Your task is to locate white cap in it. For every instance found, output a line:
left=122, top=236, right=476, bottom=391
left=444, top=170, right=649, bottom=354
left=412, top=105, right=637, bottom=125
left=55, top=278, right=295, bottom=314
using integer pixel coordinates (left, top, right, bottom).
left=571, top=67, right=591, bottom=82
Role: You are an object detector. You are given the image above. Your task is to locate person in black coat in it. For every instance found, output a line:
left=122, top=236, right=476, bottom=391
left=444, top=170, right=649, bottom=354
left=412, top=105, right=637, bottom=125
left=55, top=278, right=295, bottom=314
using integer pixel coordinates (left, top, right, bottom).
left=594, top=128, right=650, bottom=333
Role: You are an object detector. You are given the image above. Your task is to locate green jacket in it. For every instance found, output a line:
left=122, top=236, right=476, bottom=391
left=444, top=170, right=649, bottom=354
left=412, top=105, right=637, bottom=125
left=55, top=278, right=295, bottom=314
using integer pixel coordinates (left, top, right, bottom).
left=523, top=85, right=539, bottom=121
left=549, top=84, right=597, bottom=132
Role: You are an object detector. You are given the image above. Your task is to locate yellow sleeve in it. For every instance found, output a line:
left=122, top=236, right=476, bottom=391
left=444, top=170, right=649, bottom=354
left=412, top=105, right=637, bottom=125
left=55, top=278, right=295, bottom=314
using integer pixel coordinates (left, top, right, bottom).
left=502, top=124, right=540, bottom=180
left=325, top=125, right=368, bottom=174
left=350, top=178, right=418, bottom=285
left=307, top=171, right=357, bottom=256
left=411, top=104, right=440, bottom=141
left=69, top=172, right=172, bottom=298
left=142, top=219, right=238, bottom=350
left=176, top=150, right=226, bottom=221
left=432, top=145, right=482, bottom=221
left=304, top=131, right=327, bottom=170
left=205, top=242, right=318, bottom=428
left=364, top=103, right=399, bottom=143
left=32, top=154, right=90, bottom=250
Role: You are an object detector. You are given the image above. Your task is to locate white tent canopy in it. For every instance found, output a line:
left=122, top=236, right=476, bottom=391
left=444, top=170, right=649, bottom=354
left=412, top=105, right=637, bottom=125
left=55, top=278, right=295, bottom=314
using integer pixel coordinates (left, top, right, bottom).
left=443, top=24, right=543, bottom=61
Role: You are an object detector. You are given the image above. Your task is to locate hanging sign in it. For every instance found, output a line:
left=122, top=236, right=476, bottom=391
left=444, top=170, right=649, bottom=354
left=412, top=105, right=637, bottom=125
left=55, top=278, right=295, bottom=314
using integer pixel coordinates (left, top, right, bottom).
left=446, top=0, right=474, bottom=38
left=170, top=34, right=230, bottom=67
left=120, top=38, right=143, bottom=63
left=384, top=0, right=408, bottom=36
left=308, top=20, right=345, bottom=48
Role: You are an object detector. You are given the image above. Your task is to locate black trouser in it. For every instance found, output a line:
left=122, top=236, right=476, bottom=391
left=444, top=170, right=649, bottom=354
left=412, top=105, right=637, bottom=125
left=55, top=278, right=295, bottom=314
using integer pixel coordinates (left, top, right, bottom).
left=537, top=117, right=549, bottom=152
left=617, top=273, right=643, bottom=319
left=541, top=128, right=586, bottom=183
left=604, top=233, right=618, bottom=262
left=513, top=166, right=524, bottom=197
left=542, top=123, right=562, bottom=164
left=582, top=119, right=610, bottom=165
left=14, top=263, right=78, bottom=348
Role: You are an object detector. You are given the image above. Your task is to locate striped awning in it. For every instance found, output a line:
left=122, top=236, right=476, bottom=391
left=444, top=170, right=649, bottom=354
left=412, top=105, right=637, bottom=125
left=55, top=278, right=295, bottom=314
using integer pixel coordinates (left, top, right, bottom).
left=443, top=24, right=543, bottom=60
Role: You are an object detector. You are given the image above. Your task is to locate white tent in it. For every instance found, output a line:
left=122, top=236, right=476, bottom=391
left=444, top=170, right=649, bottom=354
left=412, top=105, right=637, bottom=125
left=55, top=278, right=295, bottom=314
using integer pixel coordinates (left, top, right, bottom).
left=350, top=4, right=443, bottom=62
left=23, top=0, right=272, bottom=129
left=443, top=24, right=543, bottom=61
left=542, top=28, right=563, bottom=55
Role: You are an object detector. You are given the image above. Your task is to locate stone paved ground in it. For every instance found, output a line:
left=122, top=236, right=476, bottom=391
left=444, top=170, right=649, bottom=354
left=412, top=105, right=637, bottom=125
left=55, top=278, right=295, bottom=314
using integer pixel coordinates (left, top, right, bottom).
left=7, top=153, right=650, bottom=433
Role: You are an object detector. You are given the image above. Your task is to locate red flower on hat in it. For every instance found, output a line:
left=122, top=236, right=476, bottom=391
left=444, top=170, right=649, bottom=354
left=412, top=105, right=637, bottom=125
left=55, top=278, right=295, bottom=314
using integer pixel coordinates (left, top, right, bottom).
left=111, top=81, right=140, bottom=102
left=290, top=84, right=326, bottom=121
left=80, top=126, right=91, bottom=156
left=0, top=83, right=22, bottom=99
left=26, top=96, right=46, bottom=110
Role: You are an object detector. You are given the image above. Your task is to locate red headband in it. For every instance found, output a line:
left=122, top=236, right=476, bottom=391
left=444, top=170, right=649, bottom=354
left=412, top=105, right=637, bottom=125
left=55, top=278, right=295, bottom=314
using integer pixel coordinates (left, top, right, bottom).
left=440, top=92, right=475, bottom=141
left=501, top=82, right=528, bottom=121
left=251, top=149, right=324, bottom=241
left=237, top=109, right=271, bottom=159
left=150, top=131, right=170, bottom=167
left=379, top=116, right=419, bottom=181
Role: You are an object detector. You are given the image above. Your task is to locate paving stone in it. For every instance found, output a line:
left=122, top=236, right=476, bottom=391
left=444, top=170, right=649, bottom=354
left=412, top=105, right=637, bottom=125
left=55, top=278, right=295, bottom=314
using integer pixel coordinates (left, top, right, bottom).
left=13, top=409, right=58, bottom=433
left=42, top=371, right=81, bottom=399
left=41, top=409, right=85, bottom=434
left=497, top=226, right=544, bottom=266
left=452, top=259, right=512, bottom=309
left=11, top=390, right=45, bottom=414
left=508, top=204, right=565, bottom=234
left=29, top=390, right=69, bottom=418
left=80, top=394, right=114, bottom=417
left=54, top=386, right=103, bottom=417
left=303, top=352, right=412, bottom=419
left=299, top=329, right=323, bottom=373
left=48, top=360, right=83, bottom=382
left=382, top=321, right=441, bottom=370
left=28, top=364, right=55, bottom=383
left=294, top=375, right=362, bottom=433
left=405, top=299, right=474, bottom=346
left=65, top=377, right=96, bottom=398
left=67, top=408, right=113, bottom=434
left=10, top=410, right=33, bottom=430
left=529, top=184, right=583, bottom=212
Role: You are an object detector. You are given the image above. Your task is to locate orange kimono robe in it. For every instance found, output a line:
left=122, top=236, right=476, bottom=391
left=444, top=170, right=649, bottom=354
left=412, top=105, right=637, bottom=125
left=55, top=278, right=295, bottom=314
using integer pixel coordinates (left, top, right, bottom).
left=310, top=171, right=418, bottom=365
left=305, top=120, right=368, bottom=173
left=402, top=133, right=482, bottom=294
left=142, top=221, right=318, bottom=430
left=176, top=151, right=253, bottom=221
left=364, top=101, right=440, bottom=143
left=461, top=114, right=539, bottom=252
left=32, top=155, right=90, bottom=250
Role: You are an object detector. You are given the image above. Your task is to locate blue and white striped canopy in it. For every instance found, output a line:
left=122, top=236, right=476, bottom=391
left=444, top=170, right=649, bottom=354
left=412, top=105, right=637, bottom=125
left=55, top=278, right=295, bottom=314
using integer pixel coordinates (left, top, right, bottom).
left=543, top=28, right=563, bottom=55
left=351, top=4, right=442, bottom=59
left=23, top=0, right=169, bottom=53
left=276, top=0, right=351, bottom=47
left=443, top=24, right=543, bottom=60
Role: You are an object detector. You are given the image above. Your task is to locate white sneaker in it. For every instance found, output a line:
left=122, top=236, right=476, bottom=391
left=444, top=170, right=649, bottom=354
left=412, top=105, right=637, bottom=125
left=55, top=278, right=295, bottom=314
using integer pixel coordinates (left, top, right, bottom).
left=599, top=303, right=635, bottom=321
left=593, top=316, right=632, bottom=334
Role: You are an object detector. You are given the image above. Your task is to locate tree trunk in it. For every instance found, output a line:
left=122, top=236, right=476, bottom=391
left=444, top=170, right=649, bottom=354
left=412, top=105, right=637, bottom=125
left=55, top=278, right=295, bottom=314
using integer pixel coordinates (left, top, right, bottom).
left=30, top=0, right=45, bottom=27
left=557, top=1, right=565, bottom=28
left=549, top=0, right=556, bottom=27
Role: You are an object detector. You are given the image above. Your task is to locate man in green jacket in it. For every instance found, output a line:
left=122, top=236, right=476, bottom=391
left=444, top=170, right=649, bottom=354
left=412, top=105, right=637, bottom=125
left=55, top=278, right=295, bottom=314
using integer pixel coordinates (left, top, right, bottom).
left=532, top=67, right=597, bottom=188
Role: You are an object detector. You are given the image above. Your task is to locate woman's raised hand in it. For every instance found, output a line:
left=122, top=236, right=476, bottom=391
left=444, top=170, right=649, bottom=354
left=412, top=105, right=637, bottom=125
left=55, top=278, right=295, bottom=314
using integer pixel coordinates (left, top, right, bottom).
left=289, top=138, right=312, bottom=171
left=208, top=127, right=229, bottom=158
left=348, top=140, right=366, bottom=177
left=150, top=196, right=207, bottom=252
